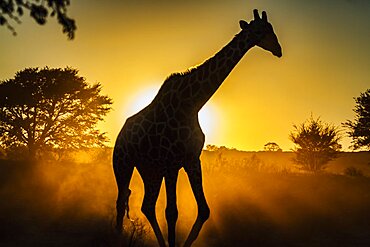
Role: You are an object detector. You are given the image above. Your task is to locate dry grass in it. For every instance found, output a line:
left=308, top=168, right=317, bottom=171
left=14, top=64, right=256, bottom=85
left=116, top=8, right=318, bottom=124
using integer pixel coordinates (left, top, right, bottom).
left=0, top=150, right=370, bottom=246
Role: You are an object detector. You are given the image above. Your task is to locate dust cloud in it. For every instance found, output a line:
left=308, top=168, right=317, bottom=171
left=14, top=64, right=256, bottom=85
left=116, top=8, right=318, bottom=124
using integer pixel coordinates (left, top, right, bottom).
left=0, top=150, right=370, bottom=246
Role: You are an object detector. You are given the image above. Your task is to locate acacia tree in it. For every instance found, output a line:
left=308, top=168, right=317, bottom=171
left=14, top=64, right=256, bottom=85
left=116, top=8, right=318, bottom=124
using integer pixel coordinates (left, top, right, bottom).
left=289, top=116, right=341, bottom=172
left=263, top=142, right=282, bottom=152
left=0, top=0, right=75, bottom=39
left=343, top=89, right=370, bottom=150
left=0, top=67, right=112, bottom=158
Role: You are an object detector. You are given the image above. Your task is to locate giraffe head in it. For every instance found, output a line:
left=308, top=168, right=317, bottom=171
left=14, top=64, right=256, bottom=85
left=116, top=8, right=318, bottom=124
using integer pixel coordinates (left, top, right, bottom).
left=239, top=9, right=282, bottom=58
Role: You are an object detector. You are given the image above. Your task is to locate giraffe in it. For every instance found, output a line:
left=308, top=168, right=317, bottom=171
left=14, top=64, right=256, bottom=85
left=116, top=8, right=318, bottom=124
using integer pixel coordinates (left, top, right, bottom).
left=113, top=9, right=282, bottom=247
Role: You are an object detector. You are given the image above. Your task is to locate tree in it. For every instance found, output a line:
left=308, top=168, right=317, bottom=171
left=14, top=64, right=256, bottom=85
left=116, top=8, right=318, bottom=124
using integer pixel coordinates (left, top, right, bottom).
left=0, top=0, right=75, bottom=39
left=205, top=144, right=219, bottom=152
left=289, top=116, right=341, bottom=172
left=343, top=89, right=370, bottom=150
left=263, top=142, right=282, bottom=152
left=0, top=67, right=112, bottom=159
left=205, top=144, right=237, bottom=152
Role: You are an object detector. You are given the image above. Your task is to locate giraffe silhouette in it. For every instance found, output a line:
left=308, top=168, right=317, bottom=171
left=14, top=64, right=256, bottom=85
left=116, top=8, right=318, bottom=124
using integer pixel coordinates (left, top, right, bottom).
left=113, top=9, right=282, bottom=247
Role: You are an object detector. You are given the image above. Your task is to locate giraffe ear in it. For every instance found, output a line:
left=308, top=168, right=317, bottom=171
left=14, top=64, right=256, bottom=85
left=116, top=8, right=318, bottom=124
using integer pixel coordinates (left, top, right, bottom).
left=239, top=20, right=249, bottom=29
left=253, top=9, right=260, bottom=20
left=262, top=11, right=268, bottom=21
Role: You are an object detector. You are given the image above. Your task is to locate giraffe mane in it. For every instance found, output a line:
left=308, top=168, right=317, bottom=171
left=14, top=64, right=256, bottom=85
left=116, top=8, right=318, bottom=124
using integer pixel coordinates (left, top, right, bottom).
left=164, top=30, right=249, bottom=83
left=165, top=65, right=203, bottom=82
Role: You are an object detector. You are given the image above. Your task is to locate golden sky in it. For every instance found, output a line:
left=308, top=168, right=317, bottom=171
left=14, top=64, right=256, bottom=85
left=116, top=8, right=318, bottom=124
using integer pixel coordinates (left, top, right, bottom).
left=1, top=0, right=369, bottom=151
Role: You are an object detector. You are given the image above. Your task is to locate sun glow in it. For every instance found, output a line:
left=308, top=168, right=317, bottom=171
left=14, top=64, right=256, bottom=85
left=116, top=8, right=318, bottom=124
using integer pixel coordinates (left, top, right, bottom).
left=126, top=86, right=159, bottom=116
left=126, top=86, right=218, bottom=140
left=198, top=104, right=217, bottom=140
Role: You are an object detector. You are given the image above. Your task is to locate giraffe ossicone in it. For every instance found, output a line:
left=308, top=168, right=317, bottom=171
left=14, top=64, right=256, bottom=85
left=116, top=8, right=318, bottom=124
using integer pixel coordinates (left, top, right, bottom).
left=113, top=9, right=282, bottom=247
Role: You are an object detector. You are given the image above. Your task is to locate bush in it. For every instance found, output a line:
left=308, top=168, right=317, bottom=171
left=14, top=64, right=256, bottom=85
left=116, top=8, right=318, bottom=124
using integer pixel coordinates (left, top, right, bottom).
left=344, top=167, right=364, bottom=177
left=290, top=116, right=341, bottom=172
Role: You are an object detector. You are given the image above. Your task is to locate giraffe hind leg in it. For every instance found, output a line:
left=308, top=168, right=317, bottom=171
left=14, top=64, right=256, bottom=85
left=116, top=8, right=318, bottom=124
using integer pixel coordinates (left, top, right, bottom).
left=141, top=174, right=166, bottom=247
left=183, top=159, right=210, bottom=247
left=113, top=149, right=134, bottom=232
left=165, top=170, right=179, bottom=247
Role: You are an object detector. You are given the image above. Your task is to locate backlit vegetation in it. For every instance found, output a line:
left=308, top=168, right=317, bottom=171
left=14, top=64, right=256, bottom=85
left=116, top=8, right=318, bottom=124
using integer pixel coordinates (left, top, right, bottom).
left=290, top=116, right=341, bottom=172
left=344, top=89, right=370, bottom=151
left=0, top=67, right=112, bottom=159
left=0, top=150, right=369, bottom=246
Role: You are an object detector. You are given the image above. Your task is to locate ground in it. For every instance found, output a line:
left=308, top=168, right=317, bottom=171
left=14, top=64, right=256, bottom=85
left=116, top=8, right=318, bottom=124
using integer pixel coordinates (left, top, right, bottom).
left=0, top=151, right=370, bottom=246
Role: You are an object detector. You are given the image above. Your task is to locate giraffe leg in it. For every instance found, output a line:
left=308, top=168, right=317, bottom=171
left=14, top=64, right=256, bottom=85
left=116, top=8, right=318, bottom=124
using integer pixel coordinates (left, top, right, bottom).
left=184, top=160, right=210, bottom=247
left=113, top=152, right=134, bottom=232
left=141, top=176, right=166, bottom=247
left=165, top=170, right=179, bottom=247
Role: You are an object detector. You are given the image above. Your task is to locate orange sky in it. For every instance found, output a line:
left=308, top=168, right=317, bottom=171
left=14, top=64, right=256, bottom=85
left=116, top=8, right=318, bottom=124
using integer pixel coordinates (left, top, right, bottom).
left=1, top=0, right=369, bottom=151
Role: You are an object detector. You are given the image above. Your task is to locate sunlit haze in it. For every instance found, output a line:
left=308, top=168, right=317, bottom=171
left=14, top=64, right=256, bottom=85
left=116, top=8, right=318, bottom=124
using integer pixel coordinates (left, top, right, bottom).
left=1, top=0, right=369, bottom=151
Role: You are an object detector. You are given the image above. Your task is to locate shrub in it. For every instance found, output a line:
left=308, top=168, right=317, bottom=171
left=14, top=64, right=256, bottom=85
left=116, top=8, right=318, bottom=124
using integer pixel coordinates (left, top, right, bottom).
left=290, top=116, right=341, bottom=172
left=344, top=166, right=363, bottom=177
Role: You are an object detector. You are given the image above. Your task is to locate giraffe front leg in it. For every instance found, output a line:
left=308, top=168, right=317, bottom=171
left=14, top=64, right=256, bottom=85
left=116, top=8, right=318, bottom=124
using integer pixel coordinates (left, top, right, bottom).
left=183, top=159, right=210, bottom=247
left=113, top=154, right=134, bottom=232
left=141, top=177, right=166, bottom=247
left=165, top=170, right=179, bottom=247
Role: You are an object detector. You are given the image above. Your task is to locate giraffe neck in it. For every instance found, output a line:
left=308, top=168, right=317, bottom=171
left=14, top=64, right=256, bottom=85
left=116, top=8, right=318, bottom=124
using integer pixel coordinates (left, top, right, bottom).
left=152, top=28, right=257, bottom=115
left=181, top=29, right=257, bottom=112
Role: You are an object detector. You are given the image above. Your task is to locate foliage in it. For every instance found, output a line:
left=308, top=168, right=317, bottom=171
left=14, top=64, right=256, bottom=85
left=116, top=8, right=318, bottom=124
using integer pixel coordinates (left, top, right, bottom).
left=205, top=144, right=219, bottom=152
left=289, top=116, right=341, bottom=172
left=125, top=217, right=151, bottom=247
left=263, top=142, right=282, bottom=152
left=205, top=144, right=237, bottom=152
left=0, top=67, right=112, bottom=159
left=201, top=151, right=294, bottom=175
left=0, top=0, right=75, bottom=39
left=343, top=89, right=370, bottom=151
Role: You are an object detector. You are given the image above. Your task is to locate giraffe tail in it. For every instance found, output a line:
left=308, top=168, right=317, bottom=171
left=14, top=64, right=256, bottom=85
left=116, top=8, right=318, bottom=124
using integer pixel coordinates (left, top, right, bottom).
left=113, top=145, right=134, bottom=231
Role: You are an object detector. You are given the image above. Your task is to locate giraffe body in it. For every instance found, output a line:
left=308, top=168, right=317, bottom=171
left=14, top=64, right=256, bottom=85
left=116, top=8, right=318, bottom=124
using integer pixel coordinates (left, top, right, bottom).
left=113, top=9, right=282, bottom=247
left=117, top=100, right=205, bottom=174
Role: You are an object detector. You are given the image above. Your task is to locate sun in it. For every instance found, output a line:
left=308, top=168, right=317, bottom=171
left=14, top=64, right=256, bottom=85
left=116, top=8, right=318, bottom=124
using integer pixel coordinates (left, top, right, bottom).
left=127, top=86, right=158, bottom=115
left=198, top=105, right=217, bottom=139
left=126, top=86, right=218, bottom=140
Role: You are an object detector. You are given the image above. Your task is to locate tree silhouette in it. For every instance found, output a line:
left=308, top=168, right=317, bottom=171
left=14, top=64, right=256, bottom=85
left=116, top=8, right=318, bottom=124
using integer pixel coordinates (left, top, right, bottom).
left=0, top=0, right=75, bottom=39
left=0, top=67, right=112, bottom=158
left=289, top=116, right=341, bottom=172
left=205, top=144, right=220, bottom=152
left=343, top=89, right=370, bottom=151
left=263, top=142, right=282, bottom=152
